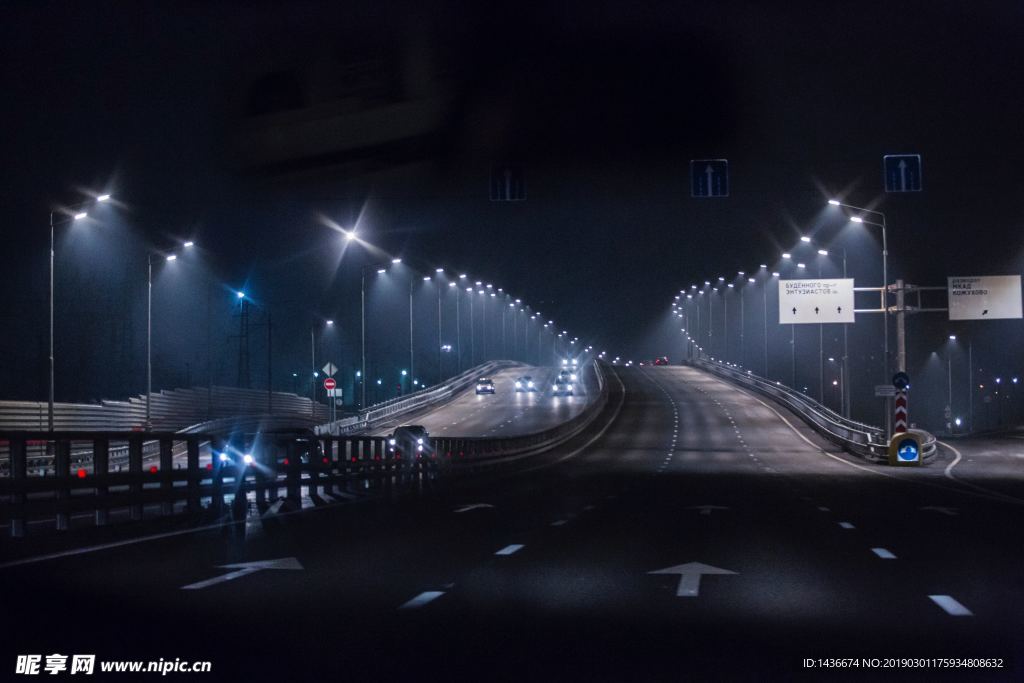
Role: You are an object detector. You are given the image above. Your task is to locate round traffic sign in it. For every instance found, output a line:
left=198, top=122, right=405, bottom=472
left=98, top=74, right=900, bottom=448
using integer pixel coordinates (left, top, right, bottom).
left=323, top=378, right=337, bottom=390
left=892, top=371, right=910, bottom=390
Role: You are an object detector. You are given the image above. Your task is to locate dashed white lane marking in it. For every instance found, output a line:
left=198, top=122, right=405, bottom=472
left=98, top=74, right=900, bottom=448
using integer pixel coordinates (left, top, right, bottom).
left=871, top=547, right=897, bottom=559
left=838, top=522, right=855, bottom=529
left=817, top=507, right=831, bottom=512
left=399, top=591, right=445, bottom=610
left=495, top=544, right=525, bottom=556
left=929, top=595, right=973, bottom=616
left=582, top=505, right=596, bottom=511
left=551, top=519, right=568, bottom=527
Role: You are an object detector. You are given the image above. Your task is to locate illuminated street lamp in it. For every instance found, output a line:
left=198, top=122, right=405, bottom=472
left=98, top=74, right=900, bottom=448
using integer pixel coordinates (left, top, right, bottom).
left=828, top=199, right=890, bottom=381
left=47, top=192, right=113, bottom=431
left=147, top=239, right=195, bottom=430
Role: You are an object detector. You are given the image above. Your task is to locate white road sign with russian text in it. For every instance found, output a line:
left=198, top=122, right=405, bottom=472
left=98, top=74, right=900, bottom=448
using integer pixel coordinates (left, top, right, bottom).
left=778, top=279, right=855, bottom=324
left=948, top=276, right=1022, bottom=320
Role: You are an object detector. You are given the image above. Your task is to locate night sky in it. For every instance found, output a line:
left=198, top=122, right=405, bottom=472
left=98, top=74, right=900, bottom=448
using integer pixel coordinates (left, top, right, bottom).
left=2, top=1, right=1022, bottom=429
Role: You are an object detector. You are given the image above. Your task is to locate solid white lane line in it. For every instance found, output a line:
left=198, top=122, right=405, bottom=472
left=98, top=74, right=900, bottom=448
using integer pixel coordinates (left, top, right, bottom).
left=929, top=595, right=973, bottom=616
left=551, top=519, right=568, bottom=526
left=940, top=440, right=1024, bottom=505
left=838, top=522, right=855, bottom=529
left=399, top=591, right=445, bottom=609
left=495, top=544, right=525, bottom=556
left=871, top=547, right=897, bottom=559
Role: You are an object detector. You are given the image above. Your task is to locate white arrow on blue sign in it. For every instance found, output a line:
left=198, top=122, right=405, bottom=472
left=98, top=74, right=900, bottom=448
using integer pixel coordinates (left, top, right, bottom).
left=690, top=159, right=729, bottom=198
left=883, top=154, right=922, bottom=192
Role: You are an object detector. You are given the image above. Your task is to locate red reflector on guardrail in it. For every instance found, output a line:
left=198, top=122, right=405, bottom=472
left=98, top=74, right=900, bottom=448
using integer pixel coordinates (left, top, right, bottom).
left=77, top=469, right=87, bottom=479
left=282, top=458, right=290, bottom=466
left=149, top=466, right=158, bottom=474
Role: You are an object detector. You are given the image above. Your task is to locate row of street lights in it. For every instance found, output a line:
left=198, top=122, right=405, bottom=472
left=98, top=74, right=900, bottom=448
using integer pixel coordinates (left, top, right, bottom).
left=331, top=229, right=582, bottom=410
left=43, top=193, right=585, bottom=428
left=669, top=198, right=891, bottom=420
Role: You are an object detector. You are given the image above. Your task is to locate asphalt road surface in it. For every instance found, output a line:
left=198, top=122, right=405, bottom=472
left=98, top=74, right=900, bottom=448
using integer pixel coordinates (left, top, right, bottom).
left=368, top=365, right=594, bottom=438
left=2, top=365, right=1022, bottom=681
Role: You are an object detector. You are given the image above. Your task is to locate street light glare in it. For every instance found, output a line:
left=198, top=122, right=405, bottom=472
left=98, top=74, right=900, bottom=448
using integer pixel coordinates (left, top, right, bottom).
left=436, top=268, right=444, bottom=273
left=818, top=249, right=829, bottom=256
left=377, top=268, right=386, bottom=274
left=391, top=258, right=402, bottom=264
left=423, top=276, right=430, bottom=281
left=344, top=230, right=356, bottom=242
left=782, top=253, right=791, bottom=259
left=165, top=254, right=177, bottom=262
left=183, top=241, right=194, bottom=248
left=828, top=199, right=841, bottom=206
left=236, top=291, right=245, bottom=299
left=448, top=282, right=456, bottom=288
left=74, top=212, right=88, bottom=220
left=800, top=236, right=811, bottom=242
left=326, top=320, right=334, bottom=326
left=850, top=216, right=864, bottom=223
left=97, top=194, right=111, bottom=202
left=797, top=263, right=806, bottom=269
left=948, top=334, right=956, bottom=340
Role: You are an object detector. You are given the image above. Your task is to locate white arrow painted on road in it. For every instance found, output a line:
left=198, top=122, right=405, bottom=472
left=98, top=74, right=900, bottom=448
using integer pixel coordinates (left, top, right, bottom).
left=649, top=562, right=738, bottom=597
left=454, top=503, right=495, bottom=513
left=920, top=506, right=958, bottom=516
left=687, top=505, right=730, bottom=516
left=181, top=557, right=303, bottom=590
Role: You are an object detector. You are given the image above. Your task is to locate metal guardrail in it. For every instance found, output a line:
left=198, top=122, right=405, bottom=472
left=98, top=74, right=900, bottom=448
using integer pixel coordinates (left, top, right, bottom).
left=316, top=361, right=516, bottom=436
left=0, top=361, right=613, bottom=538
left=0, top=386, right=329, bottom=433
left=694, top=359, right=936, bottom=463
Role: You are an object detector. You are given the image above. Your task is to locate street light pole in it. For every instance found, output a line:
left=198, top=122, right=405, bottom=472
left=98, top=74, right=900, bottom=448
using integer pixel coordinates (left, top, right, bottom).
left=831, top=201, right=889, bottom=383
left=468, top=288, right=475, bottom=366
left=437, top=282, right=442, bottom=384
left=49, top=211, right=55, bottom=431
left=147, top=255, right=153, bottom=430
left=455, top=285, right=462, bottom=373
left=47, top=196, right=109, bottom=431
left=762, top=275, right=769, bottom=377
left=310, top=323, right=316, bottom=418
left=360, top=268, right=366, bottom=409
left=408, top=280, right=414, bottom=386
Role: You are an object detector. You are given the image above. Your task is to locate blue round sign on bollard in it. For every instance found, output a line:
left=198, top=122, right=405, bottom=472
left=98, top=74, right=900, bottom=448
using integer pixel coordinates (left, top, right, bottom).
left=888, top=432, right=921, bottom=466
left=897, top=440, right=919, bottom=462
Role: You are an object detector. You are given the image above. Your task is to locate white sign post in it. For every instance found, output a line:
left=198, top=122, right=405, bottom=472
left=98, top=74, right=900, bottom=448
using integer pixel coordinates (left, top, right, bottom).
left=778, top=279, right=855, bottom=324
left=948, top=276, right=1022, bottom=320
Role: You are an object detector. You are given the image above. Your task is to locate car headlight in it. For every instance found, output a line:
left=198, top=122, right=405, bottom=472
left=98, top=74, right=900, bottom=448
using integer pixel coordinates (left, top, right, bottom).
left=552, top=384, right=558, bottom=390
left=417, top=438, right=423, bottom=445
left=218, top=453, right=229, bottom=463
left=389, top=438, right=396, bottom=446
left=515, top=381, right=522, bottom=388
left=243, top=454, right=254, bottom=465
left=570, top=373, right=577, bottom=381
left=417, top=445, right=424, bottom=452
left=527, top=381, right=534, bottom=387
left=567, top=384, right=573, bottom=391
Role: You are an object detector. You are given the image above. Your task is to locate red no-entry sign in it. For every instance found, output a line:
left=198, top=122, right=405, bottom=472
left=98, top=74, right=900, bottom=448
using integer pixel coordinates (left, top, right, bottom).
left=323, top=378, right=337, bottom=391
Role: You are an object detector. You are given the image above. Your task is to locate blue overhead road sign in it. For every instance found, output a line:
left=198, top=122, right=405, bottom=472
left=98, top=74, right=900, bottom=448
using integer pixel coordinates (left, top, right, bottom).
left=883, top=154, right=922, bottom=192
left=690, top=159, right=729, bottom=198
